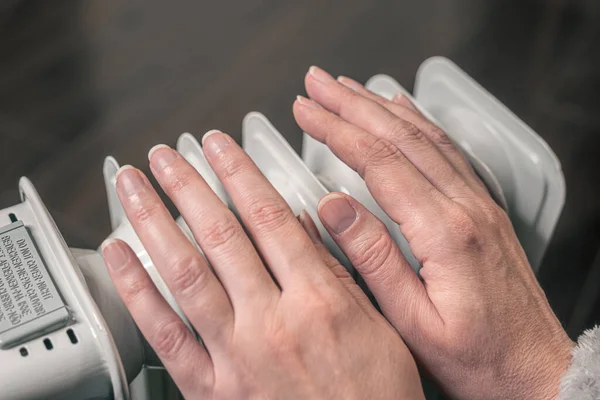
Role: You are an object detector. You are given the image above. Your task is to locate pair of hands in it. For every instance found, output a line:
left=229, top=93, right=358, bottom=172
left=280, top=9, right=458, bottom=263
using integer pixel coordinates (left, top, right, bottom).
left=102, top=66, right=572, bottom=399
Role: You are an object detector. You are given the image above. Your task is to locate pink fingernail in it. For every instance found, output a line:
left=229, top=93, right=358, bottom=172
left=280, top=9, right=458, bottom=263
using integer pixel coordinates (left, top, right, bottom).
left=393, top=93, right=418, bottom=111
left=296, top=95, right=322, bottom=110
left=148, top=144, right=178, bottom=171
left=392, top=93, right=404, bottom=103
left=101, top=239, right=130, bottom=271
left=337, top=76, right=363, bottom=92
left=202, top=130, right=230, bottom=156
left=308, top=65, right=335, bottom=83
left=117, top=166, right=147, bottom=197
left=318, top=194, right=357, bottom=235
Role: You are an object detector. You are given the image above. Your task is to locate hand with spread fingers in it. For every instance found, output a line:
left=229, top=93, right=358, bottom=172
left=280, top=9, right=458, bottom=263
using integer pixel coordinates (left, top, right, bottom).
left=293, top=66, right=573, bottom=400
left=101, top=132, right=425, bottom=400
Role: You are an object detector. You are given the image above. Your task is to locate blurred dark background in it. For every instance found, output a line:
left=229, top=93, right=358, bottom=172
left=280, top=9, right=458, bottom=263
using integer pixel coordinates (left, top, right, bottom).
left=0, top=0, right=599, bottom=337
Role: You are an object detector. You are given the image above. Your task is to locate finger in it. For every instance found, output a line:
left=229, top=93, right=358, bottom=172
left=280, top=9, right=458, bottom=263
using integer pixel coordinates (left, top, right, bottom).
left=297, top=211, right=374, bottom=313
left=391, top=94, right=489, bottom=195
left=305, top=66, right=471, bottom=198
left=337, top=76, right=482, bottom=191
left=148, top=144, right=279, bottom=307
left=317, top=193, right=442, bottom=334
left=201, top=131, right=336, bottom=289
left=116, top=166, right=233, bottom=346
left=102, top=239, right=213, bottom=398
left=297, top=210, right=322, bottom=243
left=294, top=96, right=450, bottom=244
left=297, top=210, right=346, bottom=281
left=391, top=93, right=419, bottom=112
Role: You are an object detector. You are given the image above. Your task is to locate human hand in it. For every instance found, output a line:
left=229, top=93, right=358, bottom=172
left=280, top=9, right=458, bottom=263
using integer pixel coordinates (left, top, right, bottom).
left=293, top=66, right=573, bottom=400
left=101, top=132, right=425, bottom=399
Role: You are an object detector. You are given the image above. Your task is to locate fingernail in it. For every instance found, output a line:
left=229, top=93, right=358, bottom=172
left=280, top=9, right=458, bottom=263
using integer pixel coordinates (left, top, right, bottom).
left=337, top=76, right=363, bottom=92
left=299, top=210, right=322, bottom=243
left=101, top=239, right=130, bottom=271
left=148, top=144, right=178, bottom=171
left=202, top=130, right=229, bottom=156
left=117, top=166, right=147, bottom=196
left=393, top=93, right=418, bottom=111
left=296, top=95, right=322, bottom=110
left=308, top=65, right=335, bottom=83
left=319, top=194, right=357, bottom=235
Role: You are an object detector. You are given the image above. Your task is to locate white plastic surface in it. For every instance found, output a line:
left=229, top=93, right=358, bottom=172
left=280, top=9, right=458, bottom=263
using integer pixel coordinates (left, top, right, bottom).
left=104, top=157, right=126, bottom=231
left=0, top=178, right=129, bottom=400
left=73, top=248, right=144, bottom=384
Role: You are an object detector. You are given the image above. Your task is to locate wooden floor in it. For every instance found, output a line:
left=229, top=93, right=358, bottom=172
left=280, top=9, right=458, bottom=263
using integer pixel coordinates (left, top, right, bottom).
left=0, top=0, right=599, bottom=334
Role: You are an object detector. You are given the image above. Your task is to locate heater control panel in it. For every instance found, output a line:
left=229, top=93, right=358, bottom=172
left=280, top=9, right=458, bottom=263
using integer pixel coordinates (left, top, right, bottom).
left=0, top=220, right=69, bottom=349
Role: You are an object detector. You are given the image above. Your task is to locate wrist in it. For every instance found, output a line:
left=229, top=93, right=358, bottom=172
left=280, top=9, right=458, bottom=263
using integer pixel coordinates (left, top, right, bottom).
left=502, top=333, right=573, bottom=400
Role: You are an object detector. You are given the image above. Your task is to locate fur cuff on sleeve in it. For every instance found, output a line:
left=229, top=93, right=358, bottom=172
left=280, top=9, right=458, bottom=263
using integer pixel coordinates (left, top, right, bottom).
left=558, top=326, right=600, bottom=400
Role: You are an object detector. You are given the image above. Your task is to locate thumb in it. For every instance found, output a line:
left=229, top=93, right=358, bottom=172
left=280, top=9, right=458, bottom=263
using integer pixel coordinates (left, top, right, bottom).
left=296, top=210, right=374, bottom=313
left=317, top=193, right=442, bottom=336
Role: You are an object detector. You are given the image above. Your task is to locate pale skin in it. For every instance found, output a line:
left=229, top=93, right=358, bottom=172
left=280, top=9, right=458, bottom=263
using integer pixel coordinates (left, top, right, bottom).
left=293, top=66, right=574, bottom=399
left=102, top=65, right=574, bottom=399
left=101, top=130, right=425, bottom=399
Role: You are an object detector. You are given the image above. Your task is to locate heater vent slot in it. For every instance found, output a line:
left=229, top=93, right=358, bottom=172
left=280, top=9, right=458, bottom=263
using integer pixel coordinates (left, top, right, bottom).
left=43, top=338, right=53, bottom=350
left=66, top=328, right=78, bottom=345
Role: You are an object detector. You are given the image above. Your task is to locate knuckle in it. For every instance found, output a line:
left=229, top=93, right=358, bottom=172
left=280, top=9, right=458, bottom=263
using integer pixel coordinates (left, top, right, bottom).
left=169, top=255, right=211, bottom=297
left=387, top=119, right=425, bottom=143
left=428, top=126, right=454, bottom=148
left=304, top=294, right=335, bottom=320
left=218, top=156, right=247, bottom=182
left=305, top=291, right=351, bottom=330
left=164, top=169, right=195, bottom=195
left=325, top=294, right=352, bottom=319
left=153, top=319, right=190, bottom=361
left=130, top=202, right=162, bottom=227
left=121, top=275, right=154, bottom=306
left=246, top=200, right=291, bottom=233
left=448, top=210, right=483, bottom=250
left=364, top=138, right=400, bottom=170
left=481, top=203, right=509, bottom=226
left=352, top=230, right=395, bottom=278
left=199, top=217, right=240, bottom=252
left=476, top=203, right=497, bottom=224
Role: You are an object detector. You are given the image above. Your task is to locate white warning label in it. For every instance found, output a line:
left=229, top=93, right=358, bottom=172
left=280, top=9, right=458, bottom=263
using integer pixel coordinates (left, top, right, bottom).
left=0, top=221, right=67, bottom=340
